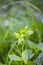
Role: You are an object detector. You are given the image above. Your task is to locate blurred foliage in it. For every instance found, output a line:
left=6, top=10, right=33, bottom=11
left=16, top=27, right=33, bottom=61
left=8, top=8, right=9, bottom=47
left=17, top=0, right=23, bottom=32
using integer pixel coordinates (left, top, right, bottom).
left=0, top=0, right=43, bottom=65
left=29, top=0, right=43, bottom=11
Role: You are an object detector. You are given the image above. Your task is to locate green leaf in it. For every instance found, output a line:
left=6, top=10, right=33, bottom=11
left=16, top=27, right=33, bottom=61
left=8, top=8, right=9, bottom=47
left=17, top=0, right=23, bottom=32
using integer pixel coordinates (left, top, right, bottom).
left=38, top=43, right=43, bottom=51
left=27, top=61, right=35, bottom=65
left=35, top=53, right=43, bottom=65
left=22, top=50, right=34, bottom=64
left=27, top=40, right=40, bottom=53
left=8, top=54, right=21, bottom=61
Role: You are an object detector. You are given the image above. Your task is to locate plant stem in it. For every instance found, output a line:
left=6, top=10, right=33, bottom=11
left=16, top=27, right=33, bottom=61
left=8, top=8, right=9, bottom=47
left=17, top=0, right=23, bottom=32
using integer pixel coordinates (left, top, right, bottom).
left=21, top=42, right=24, bottom=65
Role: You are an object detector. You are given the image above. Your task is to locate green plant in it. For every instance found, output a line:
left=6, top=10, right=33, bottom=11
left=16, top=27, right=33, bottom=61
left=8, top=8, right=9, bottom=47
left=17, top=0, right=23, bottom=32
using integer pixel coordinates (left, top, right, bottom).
left=0, top=0, right=43, bottom=65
